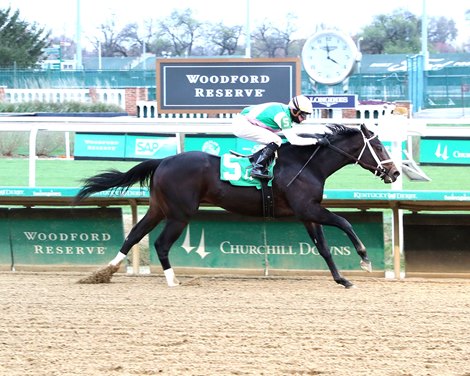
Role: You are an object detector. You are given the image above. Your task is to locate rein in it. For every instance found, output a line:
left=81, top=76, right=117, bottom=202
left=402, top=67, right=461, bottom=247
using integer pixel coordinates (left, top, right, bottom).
left=286, top=146, right=321, bottom=187
left=328, top=131, right=392, bottom=179
left=286, top=129, right=392, bottom=186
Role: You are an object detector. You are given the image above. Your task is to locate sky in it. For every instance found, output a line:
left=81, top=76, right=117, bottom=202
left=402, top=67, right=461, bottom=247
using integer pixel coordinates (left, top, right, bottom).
left=2, top=0, right=470, bottom=49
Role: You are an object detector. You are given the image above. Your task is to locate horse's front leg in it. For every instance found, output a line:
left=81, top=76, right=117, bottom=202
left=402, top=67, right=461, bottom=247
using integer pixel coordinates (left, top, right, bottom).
left=303, top=222, right=355, bottom=288
left=307, top=205, right=372, bottom=273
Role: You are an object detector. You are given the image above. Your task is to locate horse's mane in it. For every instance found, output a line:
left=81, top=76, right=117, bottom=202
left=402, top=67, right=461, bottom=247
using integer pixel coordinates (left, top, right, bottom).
left=324, top=123, right=360, bottom=138
left=295, top=123, right=361, bottom=143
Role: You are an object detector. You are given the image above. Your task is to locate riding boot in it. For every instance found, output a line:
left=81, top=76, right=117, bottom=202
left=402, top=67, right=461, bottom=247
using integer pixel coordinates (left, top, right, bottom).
left=250, top=142, right=279, bottom=179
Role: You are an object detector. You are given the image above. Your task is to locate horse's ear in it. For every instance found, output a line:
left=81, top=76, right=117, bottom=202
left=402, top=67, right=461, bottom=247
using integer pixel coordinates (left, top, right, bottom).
left=361, top=123, right=374, bottom=136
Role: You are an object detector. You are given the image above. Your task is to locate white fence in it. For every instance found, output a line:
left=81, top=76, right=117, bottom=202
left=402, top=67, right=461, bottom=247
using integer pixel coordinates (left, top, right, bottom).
left=2, top=88, right=126, bottom=108
left=136, top=100, right=330, bottom=119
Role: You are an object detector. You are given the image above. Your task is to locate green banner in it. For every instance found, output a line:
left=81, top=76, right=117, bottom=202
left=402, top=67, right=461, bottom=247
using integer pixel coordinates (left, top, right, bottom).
left=125, top=134, right=177, bottom=159
left=74, top=133, right=126, bottom=159
left=0, top=209, right=11, bottom=266
left=184, top=135, right=238, bottom=156
left=184, top=135, right=261, bottom=156
left=420, top=138, right=470, bottom=165
left=149, top=211, right=384, bottom=271
left=10, top=208, right=124, bottom=266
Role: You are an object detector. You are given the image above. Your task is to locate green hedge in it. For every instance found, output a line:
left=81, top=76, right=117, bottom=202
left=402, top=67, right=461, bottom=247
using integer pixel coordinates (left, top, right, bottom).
left=0, top=101, right=123, bottom=113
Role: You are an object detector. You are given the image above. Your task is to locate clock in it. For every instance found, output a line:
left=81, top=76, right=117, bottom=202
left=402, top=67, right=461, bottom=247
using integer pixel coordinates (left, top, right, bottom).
left=301, top=30, right=360, bottom=85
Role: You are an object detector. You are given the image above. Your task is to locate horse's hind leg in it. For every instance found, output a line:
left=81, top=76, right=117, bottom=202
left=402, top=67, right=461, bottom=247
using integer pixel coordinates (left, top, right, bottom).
left=154, top=219, right=188, bottom=287
left=109, top=208, right=164, bottom=267
left=304, top=222, right=355, bottom=288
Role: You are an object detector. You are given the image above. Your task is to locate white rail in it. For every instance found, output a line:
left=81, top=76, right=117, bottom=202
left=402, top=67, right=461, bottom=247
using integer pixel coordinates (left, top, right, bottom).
left=0, top=116, right=373, bottom=187
left=1, top=115, right=469, bottom=188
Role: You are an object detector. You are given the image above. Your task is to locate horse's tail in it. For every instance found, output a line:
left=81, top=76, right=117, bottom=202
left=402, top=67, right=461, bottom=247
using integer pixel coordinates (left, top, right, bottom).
left=73, top=159, right=162, bottom=204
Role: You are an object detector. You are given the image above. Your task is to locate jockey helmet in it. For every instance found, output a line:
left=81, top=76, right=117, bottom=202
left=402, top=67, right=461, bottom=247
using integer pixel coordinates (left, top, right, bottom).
left=288, top=95, right=313, bottom=115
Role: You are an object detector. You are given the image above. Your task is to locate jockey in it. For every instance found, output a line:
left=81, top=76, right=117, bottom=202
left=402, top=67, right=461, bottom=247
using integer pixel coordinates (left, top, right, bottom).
left=232, top=94, right=321, bottom=179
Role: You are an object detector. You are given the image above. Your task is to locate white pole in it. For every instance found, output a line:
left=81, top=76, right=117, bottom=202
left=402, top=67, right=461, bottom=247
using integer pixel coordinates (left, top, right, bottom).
left=98, top=42, right=102, bottom=71
left=65, top=132, right=71, bottom=159
left=245, top=0, right=251, bottom=58
left=28, top=128, right=38, bottom=187
left=421, top=0, right=429, bottom=70
left=143, top=42, right=146, bottom=70
left=76, top=0, right=82, bottom=69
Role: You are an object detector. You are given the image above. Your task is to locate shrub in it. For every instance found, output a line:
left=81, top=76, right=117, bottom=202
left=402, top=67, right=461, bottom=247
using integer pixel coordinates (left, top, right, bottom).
left=0, top=132, right=29, bottom=156
left=0, top=101, right=124, bottom=113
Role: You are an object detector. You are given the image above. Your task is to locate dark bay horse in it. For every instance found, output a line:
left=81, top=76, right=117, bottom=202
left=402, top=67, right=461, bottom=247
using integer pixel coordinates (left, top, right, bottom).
left=74, top=123, right=400, bottom=288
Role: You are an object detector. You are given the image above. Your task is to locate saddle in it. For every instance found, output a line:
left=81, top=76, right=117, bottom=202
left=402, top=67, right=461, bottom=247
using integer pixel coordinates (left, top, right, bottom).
left=220, top=151, right=275, bottom=218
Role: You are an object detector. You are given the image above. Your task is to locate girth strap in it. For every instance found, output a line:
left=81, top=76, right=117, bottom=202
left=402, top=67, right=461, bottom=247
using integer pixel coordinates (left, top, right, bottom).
left=260, top=179, right=274, bottom=219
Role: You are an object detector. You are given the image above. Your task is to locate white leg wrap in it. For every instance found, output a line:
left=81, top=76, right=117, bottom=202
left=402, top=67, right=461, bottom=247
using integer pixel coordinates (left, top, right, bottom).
left=164, top=268, right=180, bottom=287
left=109, top=252, right=127, bottom=266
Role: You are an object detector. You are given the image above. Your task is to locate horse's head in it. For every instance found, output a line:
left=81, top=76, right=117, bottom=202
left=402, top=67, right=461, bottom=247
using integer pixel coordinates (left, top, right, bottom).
left=352, top=123, right=400, bottom=183
left=316, top=123, right=399, bottom=184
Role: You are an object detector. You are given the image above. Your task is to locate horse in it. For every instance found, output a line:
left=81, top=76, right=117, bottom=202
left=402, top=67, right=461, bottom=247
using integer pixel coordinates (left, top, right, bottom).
left=74, top=123, right=400, bottom=288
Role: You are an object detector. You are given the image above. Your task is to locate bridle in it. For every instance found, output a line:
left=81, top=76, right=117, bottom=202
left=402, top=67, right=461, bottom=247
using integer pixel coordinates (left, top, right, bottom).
left=286, top=128, right=393, bottom=187
left=326, top=129, right=393, bottom=180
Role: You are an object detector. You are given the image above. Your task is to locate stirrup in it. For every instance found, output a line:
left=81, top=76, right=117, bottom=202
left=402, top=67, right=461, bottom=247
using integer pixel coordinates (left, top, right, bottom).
left=251, top=168, right=272, bottom=179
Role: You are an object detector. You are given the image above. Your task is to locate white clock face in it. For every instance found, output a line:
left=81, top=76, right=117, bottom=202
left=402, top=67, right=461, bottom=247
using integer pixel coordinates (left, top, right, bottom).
left=302, top=31, right=358, bottom=85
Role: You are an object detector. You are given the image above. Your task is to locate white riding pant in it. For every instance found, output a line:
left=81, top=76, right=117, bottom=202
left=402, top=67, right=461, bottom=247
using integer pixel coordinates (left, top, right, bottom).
left=232, top=115, right=283, bottom=147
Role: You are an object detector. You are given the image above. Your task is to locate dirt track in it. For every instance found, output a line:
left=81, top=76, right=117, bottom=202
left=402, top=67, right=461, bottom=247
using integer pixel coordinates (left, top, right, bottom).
left=1, top=272, right=469, bottom=376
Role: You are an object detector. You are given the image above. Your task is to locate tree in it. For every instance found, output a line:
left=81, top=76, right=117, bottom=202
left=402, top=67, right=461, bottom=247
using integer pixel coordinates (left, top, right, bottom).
left=428, top=16, right=458, bottom=52
left=251, top=15, right=297, bottom=58
left=157, top=9, right=202, bottom=57
left=358, top=8, right=459, bottom=54
left=204, top=22, right=243, bottom=56
left=92, top=21, right=143, bottom=57
left=0, top=7, right=50, bottom=68
left=359, top=9, right=421, bottom=54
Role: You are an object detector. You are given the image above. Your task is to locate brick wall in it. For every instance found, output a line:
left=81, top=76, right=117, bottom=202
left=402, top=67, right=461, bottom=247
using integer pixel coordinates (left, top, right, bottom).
left=125, top=88, right=148, bottom=116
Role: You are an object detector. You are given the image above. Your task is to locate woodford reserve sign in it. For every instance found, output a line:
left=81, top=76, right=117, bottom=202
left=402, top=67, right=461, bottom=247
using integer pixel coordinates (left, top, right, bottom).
left=7, top=208, right=124, bottom=268
left=156, top=58, right=300, bottom=113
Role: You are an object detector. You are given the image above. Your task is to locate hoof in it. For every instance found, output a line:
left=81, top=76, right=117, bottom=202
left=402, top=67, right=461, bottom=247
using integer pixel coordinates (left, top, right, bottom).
left=336, top=278, right=355, bottom=289
left=167, top=279, right=180, bottom=287
left=360, top=260, right=372, bottom=273
left=164, top=268, right=180, bottom=287
left=345, top=284, right=357, bottom=289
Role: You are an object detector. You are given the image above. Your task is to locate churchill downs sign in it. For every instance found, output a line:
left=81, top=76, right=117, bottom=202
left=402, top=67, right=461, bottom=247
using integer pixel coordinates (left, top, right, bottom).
left=156, top=58, right=300, bottom=113
left=149, top=211, right=385, bottom=271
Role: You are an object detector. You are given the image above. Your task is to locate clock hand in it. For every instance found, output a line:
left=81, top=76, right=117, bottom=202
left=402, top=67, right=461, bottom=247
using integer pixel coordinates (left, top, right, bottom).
left=327, top=56, right=339, bottom=64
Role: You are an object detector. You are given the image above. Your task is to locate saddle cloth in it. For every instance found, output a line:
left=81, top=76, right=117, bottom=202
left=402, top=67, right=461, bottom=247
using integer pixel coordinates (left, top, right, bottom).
left=219, top=153, right=274, bottom=189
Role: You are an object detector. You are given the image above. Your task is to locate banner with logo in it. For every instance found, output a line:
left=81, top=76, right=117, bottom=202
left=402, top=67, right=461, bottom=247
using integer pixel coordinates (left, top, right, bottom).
left=157, top=58, right=300, bottom=113
left=184, top=135, right=260, bottom=156
left=9, top=208, right=124, bottom=267
left=125, top=134, right=177, bottom=159
left=74, top=133, right=126, bottom=159
left=75, top=133, right=178, bottom=160
left=149, top=211, right=384, bottom=271
left=420, top=138, right=470, bottom=165
left=306, top=94, right=357, bottom=109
